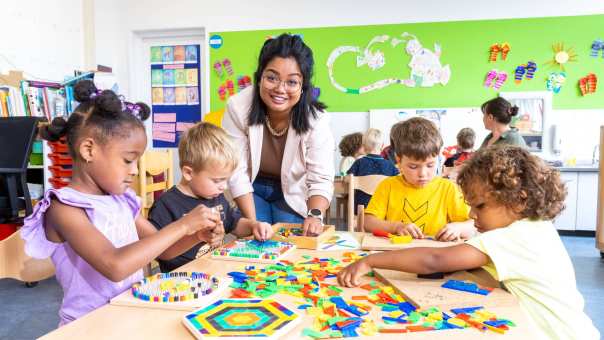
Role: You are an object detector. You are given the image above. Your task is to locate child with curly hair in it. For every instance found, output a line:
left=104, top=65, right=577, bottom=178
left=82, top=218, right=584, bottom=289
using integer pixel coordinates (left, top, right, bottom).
left=338, top=145, right=599, bottom=340
left=338, top=132, right=364, bottom=175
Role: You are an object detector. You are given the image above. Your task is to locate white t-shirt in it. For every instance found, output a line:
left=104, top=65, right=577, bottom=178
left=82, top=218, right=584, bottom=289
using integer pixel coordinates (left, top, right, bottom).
left=466, top=219, right=599, bottom=340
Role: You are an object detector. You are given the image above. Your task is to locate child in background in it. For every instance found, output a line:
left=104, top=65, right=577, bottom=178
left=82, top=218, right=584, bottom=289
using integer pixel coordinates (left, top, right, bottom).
left=20, top=81, right=216, bottom=326
left=442, top=127, right=475, bottom=180
left=363, top=118, right=474, bottom=241
left=380, top=121, right=405, bottom=167
left=338, top=145, right=600, bottom=340
left=148, top=122, right=274, bottom=272
left=347, top=128, right=398, bottom=208
left=338, top=132, right=364, bottom=175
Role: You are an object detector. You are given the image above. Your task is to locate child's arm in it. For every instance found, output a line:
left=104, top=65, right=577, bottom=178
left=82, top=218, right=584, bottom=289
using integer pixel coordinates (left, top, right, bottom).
left=435, top=220, right=476, bottom=241
left=337, top=244, right=489, bottom=287
left=46, top=201, right=217, bottom=282
left=231, top=217, right=274, bottom=241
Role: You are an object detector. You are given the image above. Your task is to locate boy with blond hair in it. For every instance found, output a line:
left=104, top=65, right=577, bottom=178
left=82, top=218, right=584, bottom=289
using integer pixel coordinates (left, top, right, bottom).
left=347, top=128, right=399, bottom=208
left=149, top=122, right=273, bottom=272
left=363, top=118, right=474, bottom=241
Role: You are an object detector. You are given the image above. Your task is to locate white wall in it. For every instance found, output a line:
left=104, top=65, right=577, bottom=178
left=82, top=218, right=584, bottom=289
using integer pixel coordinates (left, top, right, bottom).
left=0, top=0, right=85, bottom=81
left=91, top=0, right=604, bottom=172
left=96, top=0, right=604, bottom=98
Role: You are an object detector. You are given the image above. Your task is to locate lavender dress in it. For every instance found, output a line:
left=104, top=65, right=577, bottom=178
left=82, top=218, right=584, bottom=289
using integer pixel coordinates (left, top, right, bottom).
left=20, top=187, right=143, bottom=326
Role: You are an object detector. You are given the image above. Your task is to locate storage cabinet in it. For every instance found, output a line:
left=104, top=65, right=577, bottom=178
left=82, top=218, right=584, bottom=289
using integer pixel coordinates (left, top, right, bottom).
left=553, top=170, right=598, bottom=231
left=576, top=172, right=598, bottom=231
left=554, top=172, right=578, bottom=230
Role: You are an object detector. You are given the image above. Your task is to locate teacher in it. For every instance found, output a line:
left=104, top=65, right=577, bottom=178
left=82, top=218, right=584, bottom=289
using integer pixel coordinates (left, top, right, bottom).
left=479, top=97, right=527, bottom=149
left=222, top=33, right=335, bottom=235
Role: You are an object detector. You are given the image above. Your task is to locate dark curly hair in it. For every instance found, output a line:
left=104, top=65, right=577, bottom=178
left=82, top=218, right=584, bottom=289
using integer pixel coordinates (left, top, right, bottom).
left=338, top=132, right=363, bottom=157
left=38, top=80, right=150, bottom=160
left=457, top=145, right=566, bottom=220
left=247, top=33, right=326, bottom=134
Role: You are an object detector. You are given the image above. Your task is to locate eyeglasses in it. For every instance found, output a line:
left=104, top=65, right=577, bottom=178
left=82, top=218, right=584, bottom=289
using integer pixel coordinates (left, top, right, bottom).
left=261, top=73, right=302, bottom=93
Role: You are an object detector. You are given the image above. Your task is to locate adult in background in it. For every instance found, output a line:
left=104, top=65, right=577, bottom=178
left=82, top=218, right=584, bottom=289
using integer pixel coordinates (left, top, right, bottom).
left=479, top=97, right=527, bottom=149
left=222, top=33, right=334, bottom=235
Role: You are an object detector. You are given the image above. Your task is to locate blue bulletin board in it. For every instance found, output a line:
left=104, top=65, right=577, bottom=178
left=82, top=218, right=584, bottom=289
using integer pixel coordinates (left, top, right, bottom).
left=150, top=44, right=202, bottom=148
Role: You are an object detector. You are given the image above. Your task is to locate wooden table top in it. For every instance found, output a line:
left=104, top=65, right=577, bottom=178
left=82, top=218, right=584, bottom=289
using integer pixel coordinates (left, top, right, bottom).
left=40, top=236, right=537, bottom=340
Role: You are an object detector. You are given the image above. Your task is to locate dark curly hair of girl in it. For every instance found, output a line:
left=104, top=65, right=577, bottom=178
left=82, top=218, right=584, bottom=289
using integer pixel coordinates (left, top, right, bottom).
left=38, top=80, right=150, bottom=160
left=457, top=145, right=566, bottom=220
left=339, top=132, right=363, bottom=157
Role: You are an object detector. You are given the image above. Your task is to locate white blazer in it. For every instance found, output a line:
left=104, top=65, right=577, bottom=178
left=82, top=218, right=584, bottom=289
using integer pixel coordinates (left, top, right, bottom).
left=222, top=87, right=335, bottom=218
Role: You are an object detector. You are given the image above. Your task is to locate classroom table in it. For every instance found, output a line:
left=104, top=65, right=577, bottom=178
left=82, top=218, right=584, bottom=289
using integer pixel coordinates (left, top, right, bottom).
left=39, top=235, right=538, bottom=339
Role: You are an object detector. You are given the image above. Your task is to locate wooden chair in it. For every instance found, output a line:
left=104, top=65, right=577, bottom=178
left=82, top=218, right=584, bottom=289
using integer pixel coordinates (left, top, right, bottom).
left=0, top=228, right=55, bottom=286
left=136, top=149, right=174, bottom=218
left=345, top=174, right=387, bottom=232
left=135, top=149, right=174, bottom=275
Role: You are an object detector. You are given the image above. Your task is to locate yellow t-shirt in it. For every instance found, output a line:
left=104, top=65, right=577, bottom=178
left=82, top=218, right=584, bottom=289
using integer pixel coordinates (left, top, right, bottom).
left=364, top=176, right=470, bottom=236
left=466, top=220, right=600, bottom=340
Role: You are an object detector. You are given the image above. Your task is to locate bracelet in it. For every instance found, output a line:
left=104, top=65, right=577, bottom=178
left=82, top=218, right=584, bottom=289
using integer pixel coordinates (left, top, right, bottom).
left=131, top=272, right=219, bottom=302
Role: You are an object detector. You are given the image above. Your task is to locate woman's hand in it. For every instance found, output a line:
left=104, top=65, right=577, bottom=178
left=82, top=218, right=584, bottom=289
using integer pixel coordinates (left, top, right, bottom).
left=252, top=221, right=274, bottom=241
left=393, top=222, right=424, bottom=239
left=179, top=205, right=220, bottom=235
left=303, top=216, right=323, bottom=236
left=337, top=257, right=372, bottom=288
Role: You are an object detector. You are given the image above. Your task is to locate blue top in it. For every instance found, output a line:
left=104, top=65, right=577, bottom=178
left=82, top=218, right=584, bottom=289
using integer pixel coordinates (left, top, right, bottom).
left=347, top=154, right=399, bottom=208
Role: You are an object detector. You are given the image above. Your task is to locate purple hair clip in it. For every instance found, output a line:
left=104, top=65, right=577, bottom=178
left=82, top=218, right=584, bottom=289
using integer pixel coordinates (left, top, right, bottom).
left=89, top=89, right=103, bottom=99
left=122, top=101, right=142, bottom=119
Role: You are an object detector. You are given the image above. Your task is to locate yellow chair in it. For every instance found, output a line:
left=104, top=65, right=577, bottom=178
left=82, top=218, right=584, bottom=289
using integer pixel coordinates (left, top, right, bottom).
left=345, top=174, right=387, bottom=232
left=137, top=149, right=174, bottom=218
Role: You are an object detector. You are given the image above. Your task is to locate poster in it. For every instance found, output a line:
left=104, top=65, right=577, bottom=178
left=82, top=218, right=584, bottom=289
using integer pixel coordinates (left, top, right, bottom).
left=150, top=44, right=202, bottom=147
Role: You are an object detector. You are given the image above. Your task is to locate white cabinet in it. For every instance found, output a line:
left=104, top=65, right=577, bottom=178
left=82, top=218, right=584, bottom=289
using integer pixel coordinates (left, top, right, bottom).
left=554, top=172, right=578, bottom=230
left=576, top=172, right=598, bottom=231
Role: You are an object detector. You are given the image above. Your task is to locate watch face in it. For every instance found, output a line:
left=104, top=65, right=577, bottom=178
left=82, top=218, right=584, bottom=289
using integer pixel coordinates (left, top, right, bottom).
left=309, top=208, right=322, bottom=216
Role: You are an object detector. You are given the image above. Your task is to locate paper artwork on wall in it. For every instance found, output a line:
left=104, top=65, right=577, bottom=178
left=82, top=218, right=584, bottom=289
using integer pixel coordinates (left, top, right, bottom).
left=326, top=32, right=451, bottom=94
left=545, top=42, right=578, bottom=71
left=546, top=72, right=566, bottom=94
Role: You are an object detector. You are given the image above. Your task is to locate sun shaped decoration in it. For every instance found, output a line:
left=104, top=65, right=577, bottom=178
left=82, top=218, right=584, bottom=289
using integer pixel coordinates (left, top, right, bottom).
left=545, top=42, right=578, bottom=71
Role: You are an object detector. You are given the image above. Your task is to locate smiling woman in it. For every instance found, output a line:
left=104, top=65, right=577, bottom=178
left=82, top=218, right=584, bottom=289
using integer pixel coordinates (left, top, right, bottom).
left=222, top=33, right=335, bottom=235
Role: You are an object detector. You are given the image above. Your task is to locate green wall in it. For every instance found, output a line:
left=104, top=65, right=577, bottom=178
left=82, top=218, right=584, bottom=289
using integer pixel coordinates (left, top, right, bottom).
left=209, top=14, right=604, bottom=112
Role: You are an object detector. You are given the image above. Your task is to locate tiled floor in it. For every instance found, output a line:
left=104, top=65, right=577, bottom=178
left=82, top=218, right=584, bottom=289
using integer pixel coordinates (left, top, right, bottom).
left=0, top=235, right=602, bottom=340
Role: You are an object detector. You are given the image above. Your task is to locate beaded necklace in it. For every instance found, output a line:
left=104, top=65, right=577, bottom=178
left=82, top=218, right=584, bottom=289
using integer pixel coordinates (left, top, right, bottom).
left=265, top=116, right=289, bottom=137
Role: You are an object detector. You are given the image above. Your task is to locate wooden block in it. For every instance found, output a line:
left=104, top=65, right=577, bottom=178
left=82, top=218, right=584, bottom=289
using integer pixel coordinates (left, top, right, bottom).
left=361, top=234, right=461, bottom=251
left=373, top=268, right=516, bottom=310
left=271, top=223, right=335, bottom=249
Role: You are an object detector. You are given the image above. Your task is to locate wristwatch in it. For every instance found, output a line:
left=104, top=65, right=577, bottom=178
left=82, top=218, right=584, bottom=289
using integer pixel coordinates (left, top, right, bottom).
left=307, top=208, right=324, bottom=225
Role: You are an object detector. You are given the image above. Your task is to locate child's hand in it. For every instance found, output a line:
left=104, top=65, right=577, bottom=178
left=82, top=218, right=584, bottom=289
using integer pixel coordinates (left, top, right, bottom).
left=435, top=223, right=463, bottom=242
left=180, top=205, right=220, bottom=235
left=196, top=222, right=225, bottom=247
left=394, top=222, right=424, bottom=239
left=252, top=221, right=273, bottom=241
left=337, top=258, right=372, bottom=288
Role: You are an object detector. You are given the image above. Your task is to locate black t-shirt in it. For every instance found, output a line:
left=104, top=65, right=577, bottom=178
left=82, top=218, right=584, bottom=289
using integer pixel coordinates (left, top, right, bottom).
left=148, top=186, right=241, bottom=272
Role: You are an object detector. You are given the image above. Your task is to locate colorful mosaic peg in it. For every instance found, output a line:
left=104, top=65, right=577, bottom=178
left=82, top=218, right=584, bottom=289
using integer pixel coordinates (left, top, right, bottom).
left=277, top=227, right=305, bottom=237
left=211, top=239, right=296, bottom=264
left=131, top=272, right=220, bottom=303
left=182, top=299, right=300, bottom=339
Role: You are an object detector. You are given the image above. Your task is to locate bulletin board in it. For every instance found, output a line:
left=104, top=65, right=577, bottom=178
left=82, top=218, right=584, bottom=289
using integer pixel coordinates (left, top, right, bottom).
left=208, top=14, right=604, bottom=114
left=150, top=44, right=201, bottom=147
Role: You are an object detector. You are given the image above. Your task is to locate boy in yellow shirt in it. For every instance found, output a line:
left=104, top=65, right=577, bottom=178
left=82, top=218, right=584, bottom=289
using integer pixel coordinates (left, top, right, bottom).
left=363, top=117, right=474, bottom=241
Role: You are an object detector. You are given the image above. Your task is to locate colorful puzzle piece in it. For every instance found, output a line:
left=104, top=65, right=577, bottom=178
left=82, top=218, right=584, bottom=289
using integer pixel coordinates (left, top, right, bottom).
left=372, top=229, right=413, bottom=244
left=183, top=299, right=300, bottom=339
left=212, top=239, right=296, bottom=264
left=441, top=279, right=494, bottom=295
